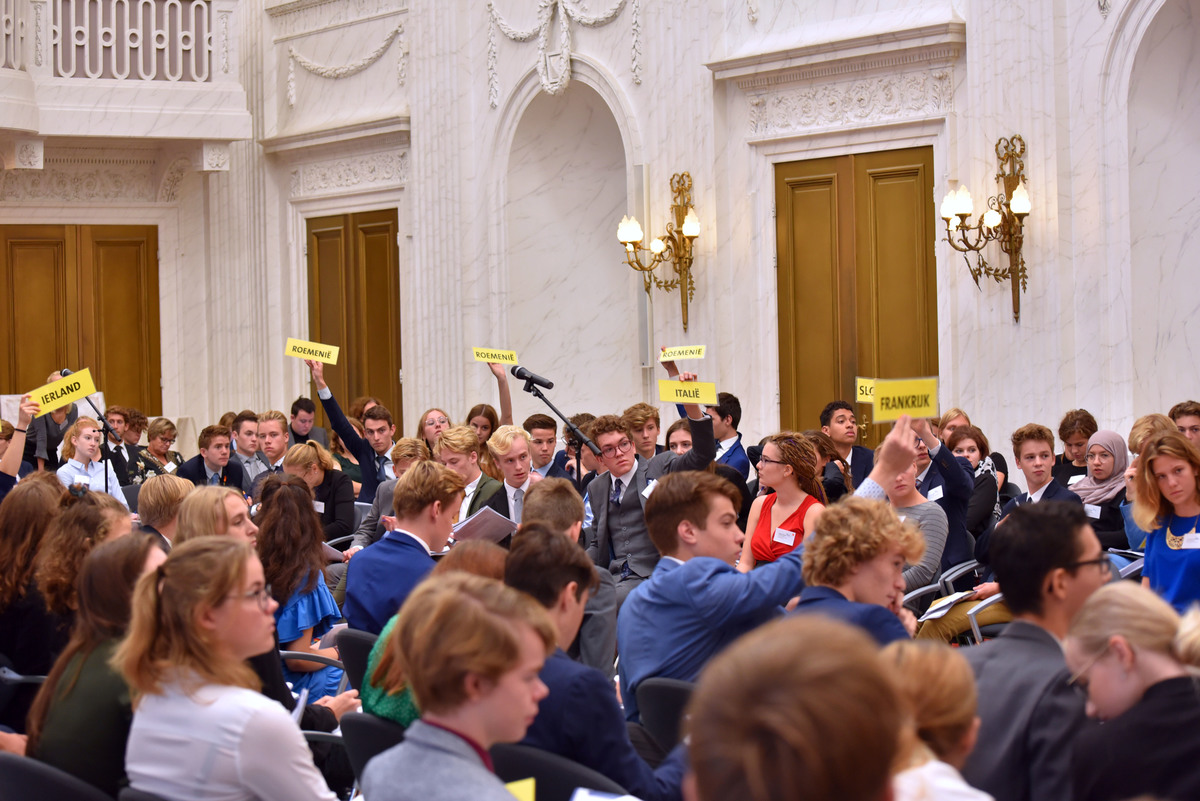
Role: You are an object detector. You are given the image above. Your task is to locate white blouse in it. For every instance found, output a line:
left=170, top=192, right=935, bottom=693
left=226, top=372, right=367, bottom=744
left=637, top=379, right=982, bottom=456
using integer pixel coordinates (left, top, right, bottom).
left=126, top=679, right=336, bottom=801
left=894, top=758, right=995, bottom=801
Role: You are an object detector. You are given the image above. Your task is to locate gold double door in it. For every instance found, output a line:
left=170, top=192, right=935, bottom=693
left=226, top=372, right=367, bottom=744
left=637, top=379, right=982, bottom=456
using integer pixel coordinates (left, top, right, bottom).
left=775, top=146, right=939, bottom=448
left=305, top=209, right=403, bottom=432
left=0, top=224, right=162, bottom=414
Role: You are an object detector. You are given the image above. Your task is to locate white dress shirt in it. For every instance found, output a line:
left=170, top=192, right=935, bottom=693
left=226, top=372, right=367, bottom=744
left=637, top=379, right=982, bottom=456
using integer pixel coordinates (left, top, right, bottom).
left=56, top=458, right=130, bottom=509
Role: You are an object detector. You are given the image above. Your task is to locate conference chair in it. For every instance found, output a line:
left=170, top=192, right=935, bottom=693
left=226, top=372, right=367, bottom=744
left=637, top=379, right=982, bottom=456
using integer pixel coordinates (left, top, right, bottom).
left=122, top=484, right=141, bottom=513
left=0, top=751, right=113, bottom=801
left=967, top=593, right=1009, bottom=645
left=279, top=650, right=349, bottom=694
left=0, top=656, right=46, bottom=722
left=491, top=743, right=627, bottom=801
left=119, top=788, right=172, bottom=801
left=340, top=711, right=406, bottom=780
left=635, top=677, right=695, bottom=751
left=335, top=628, right=378, bottom=691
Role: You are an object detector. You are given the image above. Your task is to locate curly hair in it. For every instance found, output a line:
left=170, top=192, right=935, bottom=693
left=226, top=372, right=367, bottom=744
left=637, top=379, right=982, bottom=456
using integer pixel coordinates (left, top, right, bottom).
left=766, top=432, right=827, bottom=503
left=803, top=430, right=852, bottom=492
left=255, top=474, right=326, bottom=604
left=802, top=496, right=925, bottom=588
left=0, top=473, right=64, bottom=611
left=36, top=492, right=129, bottom=615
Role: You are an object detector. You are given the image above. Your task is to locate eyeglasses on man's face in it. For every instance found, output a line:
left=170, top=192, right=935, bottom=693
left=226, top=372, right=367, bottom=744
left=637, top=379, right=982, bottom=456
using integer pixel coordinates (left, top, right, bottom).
left=601, top=439, right=633, bottom=459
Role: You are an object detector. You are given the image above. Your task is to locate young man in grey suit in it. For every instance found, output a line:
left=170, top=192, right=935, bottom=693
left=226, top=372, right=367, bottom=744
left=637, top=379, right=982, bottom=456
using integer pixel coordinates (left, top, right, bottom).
left=963, top=501, right=1109, bottom=801
left=584, top=374, right=715, bottom=607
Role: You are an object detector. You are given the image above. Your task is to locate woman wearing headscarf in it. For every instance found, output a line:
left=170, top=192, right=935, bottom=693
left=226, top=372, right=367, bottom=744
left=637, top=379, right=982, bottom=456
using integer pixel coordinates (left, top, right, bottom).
left=1070, top=430, right=1129, bottom=551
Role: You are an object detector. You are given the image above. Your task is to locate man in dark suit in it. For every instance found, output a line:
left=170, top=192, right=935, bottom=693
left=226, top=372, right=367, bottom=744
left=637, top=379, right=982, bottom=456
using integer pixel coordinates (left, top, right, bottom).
left=912, top=417, right=976, bottom=569
left=306, top=359, right=395, bottom=504
left=1002, top=423, right=1084, bottom=516
left=506, top=526, right=685, bottom=801
left=483, top=425, right=534, bottom=526
left=230, top=409, right=270, bottom=493
left=820, top=400, right=874, bottom=501
left=434, top=425, right=503, bottom=516
left=584, top=381, right=716, bottom=607
left=177, top=424, right=245, bottom=489
left=524, top=414, right=573, bottom=480
left=288, top=396, right=329, bottom=448
left=101, top=405, right=136, bottom=485
left=622, top=403, right=665, bottom=461
left=963, top=502, right=1107, bottom=801
left=704, top=392, right=750, bottom=480
left=342, top=462, right=465, bottom=634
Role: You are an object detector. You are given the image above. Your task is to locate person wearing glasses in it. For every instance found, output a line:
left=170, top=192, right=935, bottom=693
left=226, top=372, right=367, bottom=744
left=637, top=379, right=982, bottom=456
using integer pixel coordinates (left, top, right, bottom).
left=128, top=417, right=184, bottom=485
left=737, top=431, right=826, bottom=571
left=1065, top=581, right=1200, bottom=801
left=583, top=373, right=716, bottom=607
left=117, top=536, right=337, bottom=801
left=961, top=502, right=1108, bottom=801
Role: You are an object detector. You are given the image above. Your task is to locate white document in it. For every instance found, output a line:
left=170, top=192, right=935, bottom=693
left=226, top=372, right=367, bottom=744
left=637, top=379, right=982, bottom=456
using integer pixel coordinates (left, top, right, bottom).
left=917, top=591, right=975, bottom=622
left=453, top=505, right=519, bottom=544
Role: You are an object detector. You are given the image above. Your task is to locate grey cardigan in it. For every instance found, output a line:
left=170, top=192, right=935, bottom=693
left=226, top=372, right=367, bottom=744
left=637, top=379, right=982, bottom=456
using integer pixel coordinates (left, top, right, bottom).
left=361, top=719, right=515, bottom=801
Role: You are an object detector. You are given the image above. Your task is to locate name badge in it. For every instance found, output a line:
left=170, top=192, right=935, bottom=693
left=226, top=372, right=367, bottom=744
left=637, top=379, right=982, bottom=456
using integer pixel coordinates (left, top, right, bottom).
left=772, top=527, right=796, bottom=546
left=1084, top=503, right=1101, bottom=520
left=313, top=501, right=326, bottom=513
left=927, top=485, right=944, bottom=502
left=75, top=475, right=91, bottom=485
left=163, top=462, right=176, bottom=473
left=1183, top=531, right=1200, bottom=550
left=642, top=479, right=657, bottom=499
left=1068, top=474, right=1085, bottom=486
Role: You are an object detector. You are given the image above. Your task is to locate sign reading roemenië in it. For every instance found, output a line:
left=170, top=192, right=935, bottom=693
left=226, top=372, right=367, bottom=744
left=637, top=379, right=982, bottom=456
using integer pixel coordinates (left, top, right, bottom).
left=285, top=338, right=340, bottom=365
left=30, top=369, right=97, bottom=417
left=472, top=348, right=519, bottom=365
left=659, top=345, right=706, bottom=361
left=872, top=377, right=940, bottom=423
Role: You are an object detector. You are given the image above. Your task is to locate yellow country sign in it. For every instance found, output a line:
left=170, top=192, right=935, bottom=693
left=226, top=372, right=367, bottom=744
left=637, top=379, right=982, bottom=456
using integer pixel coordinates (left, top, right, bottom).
left=30, top=369, right=97, bottom=417
left=873, top=377, right=939, bottom=423
left=285, top=337, right=340, bottom=365
left=658, top=379, right=718, bottom=406
left=472, top=347, right=519, bottom=365
left=659, top=345, right=706, bottom=361
left=504, top=778, right=535, bottom=801
left=855, top=376, right=875, bottom=404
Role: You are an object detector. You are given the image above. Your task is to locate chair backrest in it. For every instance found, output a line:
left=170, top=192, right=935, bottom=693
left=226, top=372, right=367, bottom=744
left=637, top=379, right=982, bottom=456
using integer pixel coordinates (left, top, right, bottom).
left=339, top=710, right=406, bottom=780
left=491, top=743, right=627, bottom=801
left=634, top=676, right=695, bottom=751
left=119, top=787, right=173, bottom=801
left=122, top=484, right=140, bottom=513
left=336, top=627, right=379, bottom=691
left=353, top=501, right=371, bottom=532
left=0, top=751, right=115, bottom=801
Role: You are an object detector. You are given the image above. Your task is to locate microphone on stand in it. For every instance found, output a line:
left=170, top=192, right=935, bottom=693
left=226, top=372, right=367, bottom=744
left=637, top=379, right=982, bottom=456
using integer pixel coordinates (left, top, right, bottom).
left=59, top=367, right=75, bottom=377
left=510, top=365, right=554, bottom=390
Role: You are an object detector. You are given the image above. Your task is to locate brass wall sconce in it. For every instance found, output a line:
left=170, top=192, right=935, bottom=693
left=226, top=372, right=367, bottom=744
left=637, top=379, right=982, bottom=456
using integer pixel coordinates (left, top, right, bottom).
left=940, top=135, right=1032, bottom=322
left=617, top=172, right=700, bottom=332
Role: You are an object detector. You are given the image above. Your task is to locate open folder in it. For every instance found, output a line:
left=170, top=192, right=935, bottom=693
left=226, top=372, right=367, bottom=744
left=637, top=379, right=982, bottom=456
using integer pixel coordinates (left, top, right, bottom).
left=452, top=505, right=518, bottom=544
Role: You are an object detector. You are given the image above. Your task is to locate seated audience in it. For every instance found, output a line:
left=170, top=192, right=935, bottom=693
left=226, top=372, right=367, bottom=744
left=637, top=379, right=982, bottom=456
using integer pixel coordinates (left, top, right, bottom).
left=1070, top=429, right=1129, bottom=550
left=705, top=392, right=749, bottom=479
left=175, top=485, right=259, bottom=546
left=177, top=424, right=246, bottom=490
left=348, top=396, right=383, bottom=422
left=739, top=432, right=825, bottom=571
left=465, top=361, right=514, bottom=446
left=999, top=424, right=1082, bottom=516
left=1053, top=409, right=1098, bottom=488
left=343, top=461, right=465, bottom=634
left=1066, top=582, right=1200, bottom=801
left=0, top=395, right=38, bottom=488
left=524, top=413, right=572, bottom=478
left=819, top=400, right=873, bottom=501
left=434, top=425, right=502, bottom=520
left=289, top=396, right=328, bottom=447
left=117, top=537, right=337, bottom=800
left=362, top=540, right=507, bottom=726
left=483, top=425, right=534, bottom=530
left=962, top=502, right=1107, bottom=801
left=939, top=408, right=1008, bottom=488
left=1126, top=431, right=1200, bottom=611
left=218, top=411, right=237, bottom=431
left=947, top=425, right=1001, bottom=539
left=793, top=496, right=921, bottom=644
left=23, top=372, right=78, bottom=473
left=37, top=491, right=133, bottom=619
left=100, top=406, right=135, bottom=485
left=881, top=640, right=993, bottom=801
left=912, top=418, right=974, bottom=570
left=665, top=418, right=692, bottom=456
left=26, top=533, right=166, bottom=796
left=507, top=524, right=686, bottom=801
left=416, top=407, right=452, bottom=453
left=337, top=437, right=433, bottom=574
left=617, top=471, right=802, bottom=722
left=1169, top=399, right=1200, bottom=449
left=557, top=411, right=599, bottom=487
left=128, top=417, right=184, bottom=485
left=328, top=415, right=365, bottom=497
left=361, top=573, right=555, bottom=801
left=282, top=441, right=356, bottom=543
left=136, top=474, right=194, bottom=548
left=623, top=402, right=664, bottom=461
left=307, top=359, right=397, bottom=504
left=804, top=428, right=851, bottom=498
left=885, top=460, right=949, bottom=591
left=121, top=407, right=148, bottom=453
left=0, top=474, right=66, bottom=732
left=55, top=417, right=130, bottom=508
left=654, top=417, right=752, bottom=530
left=256, top=475, right=344, bottom=701
left=685, top=615, right=903, bottom=801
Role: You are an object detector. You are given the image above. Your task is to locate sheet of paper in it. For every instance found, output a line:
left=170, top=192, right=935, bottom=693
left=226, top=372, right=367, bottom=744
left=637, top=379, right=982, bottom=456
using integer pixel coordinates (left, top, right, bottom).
left=452, top=505, right=519, bottom=544
left=917, top=590, right=975, bottom=622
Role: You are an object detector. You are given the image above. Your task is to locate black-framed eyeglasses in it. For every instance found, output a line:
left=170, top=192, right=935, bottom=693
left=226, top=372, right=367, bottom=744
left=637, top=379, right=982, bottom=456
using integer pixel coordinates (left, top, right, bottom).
left=600, top=439, right=633, bottom=459
left=758, top=455, right=786, bottom=466
left=1067, top=556, right=1112, bottom=574
left=229, top=584, right=273, bottom=612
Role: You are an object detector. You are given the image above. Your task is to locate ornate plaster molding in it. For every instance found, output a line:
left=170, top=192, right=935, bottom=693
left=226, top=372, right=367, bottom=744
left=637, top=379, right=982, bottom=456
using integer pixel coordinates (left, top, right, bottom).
left=287, top=22, right=405, bottom=107
left=267, top=0, right=406, bottom=40
left=747, top=0, right=757, bottom=24
left=1099, top=0, right=1111, bottom=18
left=289, top=150, right=409, bottom=199
left=0, top=152, right=158, bottom=202
left=157, top=157, right=192, bottom=203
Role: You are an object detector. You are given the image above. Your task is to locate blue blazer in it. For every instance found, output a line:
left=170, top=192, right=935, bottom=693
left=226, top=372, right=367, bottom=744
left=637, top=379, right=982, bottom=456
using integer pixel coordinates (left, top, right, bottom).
left=523, top=650, right=685, bottom=801
left=318, top=390, right=385, bottom=504
left=791, top=585, right=909, bottom=645
left=343, top=531, right=435, bottom=634
left=999, top=480, right=1083, bottom=518
left=617, top=550, right=803, bottom=722
left=176, top=454, right=246, bottom=490
left=919, top=444, right=976, bottom=569
left=716, top=433, right=750, bottom=480
left=822, top=445, right=875, bottom=502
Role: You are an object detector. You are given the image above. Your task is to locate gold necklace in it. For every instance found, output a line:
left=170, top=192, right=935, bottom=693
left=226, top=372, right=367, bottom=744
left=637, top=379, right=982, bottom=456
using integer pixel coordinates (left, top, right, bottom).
left=1165, top=514, right=1200, bottom=550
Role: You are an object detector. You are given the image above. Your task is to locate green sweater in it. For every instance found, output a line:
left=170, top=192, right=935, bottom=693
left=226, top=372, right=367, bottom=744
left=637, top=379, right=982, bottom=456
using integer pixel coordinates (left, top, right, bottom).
left=360, top=616, right=420, bottom=727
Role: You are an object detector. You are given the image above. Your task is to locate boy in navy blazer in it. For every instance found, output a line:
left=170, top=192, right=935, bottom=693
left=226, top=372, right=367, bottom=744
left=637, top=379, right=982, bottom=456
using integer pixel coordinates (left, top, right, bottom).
left=820, top=401, right=875, bottom=501
left=1002, top=423, right=1083, bottom=516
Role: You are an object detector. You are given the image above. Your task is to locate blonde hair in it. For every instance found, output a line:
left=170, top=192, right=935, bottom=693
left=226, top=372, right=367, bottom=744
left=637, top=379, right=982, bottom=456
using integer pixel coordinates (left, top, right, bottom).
left=137, top=474, right=195, bottom=529
left=146, top=417, right=177, bottom=444
left=1128, top=413, right=1178, bottom=457
left=391, top=437, right=431, bottom=465
left=687, top=615, right=903, bottom=801
left=433, top=425, right=482, bottom=459
left=1132, top=431, right=1200, bottom=531
left=256, top=410, right=287, bottom=434
left=114, top=537, right=260, bottom=697
left=377, top=573, right=555, bottom=714
left=175, top=486, right=244, bottom=544
left=487, top=425, right=531, bottom=461
left=392, top=460, right=466, bottom=519
left=61, top=417, right=100, bottom=462
left=1068, top=580, right=1200, bottom=668
left=802, top=496, right=925, bottom=587
left=416, top=408, right=451, bottom=444
left=880, top=640, right=977, bottom=761
left=282, top=440, right=336, bottom=473
left=937, top=408, right=971, bottom=432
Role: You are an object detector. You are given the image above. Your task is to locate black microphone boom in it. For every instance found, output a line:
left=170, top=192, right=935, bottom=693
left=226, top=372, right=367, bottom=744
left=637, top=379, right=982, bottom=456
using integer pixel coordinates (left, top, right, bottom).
left=59, top=368, right=74, bottom=377
left=510, top=365, right=553, bottom=390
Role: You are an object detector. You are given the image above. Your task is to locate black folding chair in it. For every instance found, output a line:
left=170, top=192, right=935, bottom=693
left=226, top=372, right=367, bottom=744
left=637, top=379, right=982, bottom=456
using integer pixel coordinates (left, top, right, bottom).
left=339, top=711, right=406, bottom=780
left=634, top=677, right=694, bottom=751
left=491, top=743, right=627, bottom=801
left=0, top=751, right=114, bottom=801
left=335, top=628, right=379, bottom=691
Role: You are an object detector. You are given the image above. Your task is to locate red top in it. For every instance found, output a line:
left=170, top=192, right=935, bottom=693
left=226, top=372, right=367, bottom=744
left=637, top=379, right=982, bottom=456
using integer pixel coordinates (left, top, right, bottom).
left=750, top=492, right=823, bottom=564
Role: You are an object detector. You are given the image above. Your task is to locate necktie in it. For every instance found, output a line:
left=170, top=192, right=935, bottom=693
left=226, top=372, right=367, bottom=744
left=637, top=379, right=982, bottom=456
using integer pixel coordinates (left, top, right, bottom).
left=513, top=488, right=524, bottom=524
left=610, top=478, right=623, bottom=506
left=209, top=473, right=220, bottom=486
left=377, top=456, right=389, bottom=481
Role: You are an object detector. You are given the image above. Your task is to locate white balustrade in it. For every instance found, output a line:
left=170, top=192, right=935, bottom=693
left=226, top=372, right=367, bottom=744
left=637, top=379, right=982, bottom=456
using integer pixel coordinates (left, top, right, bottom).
left=52, top=0, right=211, bottom=81
left=1, top=0, right=21, bottom=70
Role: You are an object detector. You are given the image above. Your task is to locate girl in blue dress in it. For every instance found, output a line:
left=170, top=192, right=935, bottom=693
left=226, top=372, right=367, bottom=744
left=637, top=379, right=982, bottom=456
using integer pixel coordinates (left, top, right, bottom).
left=256, top=475, right=344, bottom=700
left=1127, top=431, right=1200, bottom=612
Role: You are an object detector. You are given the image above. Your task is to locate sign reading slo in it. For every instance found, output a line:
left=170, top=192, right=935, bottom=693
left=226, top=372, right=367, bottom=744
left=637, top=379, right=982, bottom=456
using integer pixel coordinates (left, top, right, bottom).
left=285, top=337, right=340, bottom=365
left=855, top=377, right=875, bottom=403
left=472, top=347, right=519, bottom=365
left=658, top=379, right=718, bottom=406
left=659, top=345, right=706, bottom=361
left=872, top=377, right=939, bottom=423
left=30, top=369, right=97, bottom=417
